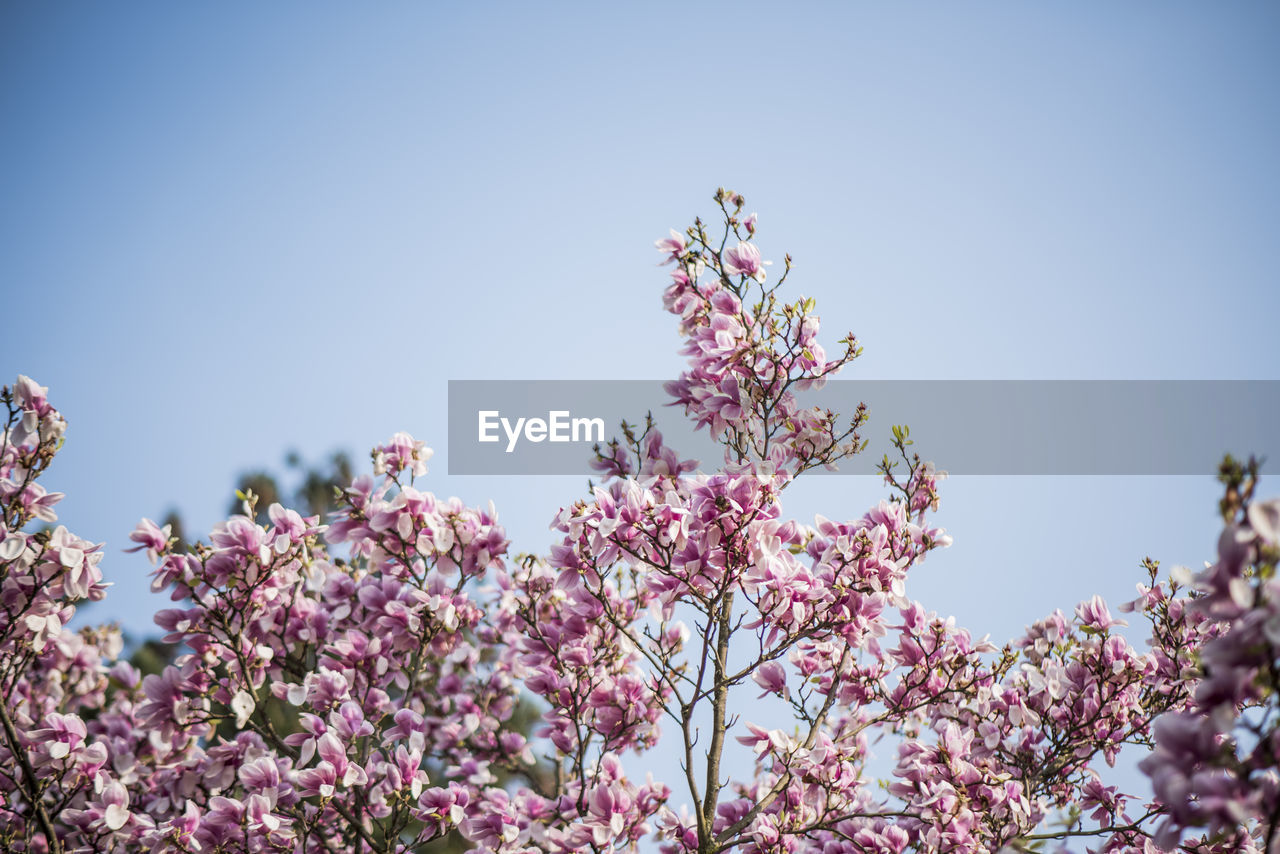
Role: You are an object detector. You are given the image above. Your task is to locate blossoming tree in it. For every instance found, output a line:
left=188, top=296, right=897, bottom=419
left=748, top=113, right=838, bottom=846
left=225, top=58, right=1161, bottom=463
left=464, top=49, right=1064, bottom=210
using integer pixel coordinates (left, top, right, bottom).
left=1, top=190, right=1276, bottom=853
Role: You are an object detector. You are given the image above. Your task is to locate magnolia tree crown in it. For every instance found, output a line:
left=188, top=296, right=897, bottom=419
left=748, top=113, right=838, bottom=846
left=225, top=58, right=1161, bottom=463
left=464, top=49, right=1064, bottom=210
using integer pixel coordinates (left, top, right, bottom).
left=0, top=190, right=1276, bottom=853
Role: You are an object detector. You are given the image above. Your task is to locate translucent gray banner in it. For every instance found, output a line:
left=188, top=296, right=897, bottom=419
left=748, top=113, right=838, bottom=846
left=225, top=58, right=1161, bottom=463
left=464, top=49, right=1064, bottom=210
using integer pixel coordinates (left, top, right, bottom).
left=447, top=380, right=1279, bottom=476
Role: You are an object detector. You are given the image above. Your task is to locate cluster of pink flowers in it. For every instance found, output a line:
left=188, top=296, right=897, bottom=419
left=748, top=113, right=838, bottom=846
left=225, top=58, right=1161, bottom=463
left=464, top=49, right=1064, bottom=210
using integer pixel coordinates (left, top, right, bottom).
left=1, top=191, right=1276, bottom=853
left=1138, top=471, right=1280, bottom=850
left=658, top=193, right=860, bottom=480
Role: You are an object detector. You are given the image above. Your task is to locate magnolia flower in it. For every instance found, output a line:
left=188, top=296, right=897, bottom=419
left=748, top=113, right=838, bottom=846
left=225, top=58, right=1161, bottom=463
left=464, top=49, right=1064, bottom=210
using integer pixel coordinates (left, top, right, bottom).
left=1075, top=594, right=1126, bottom=631
left=751, top=660, right=788, bottom=698
left=724, top=240, right=770, bottom=282
left=0, top=530, right=26, bottom=561
left=1248, top=498, right=1280, bottom=544
left=24, top=611, right=61, bottom=651
left=654, top=229, right=685, bottom=263
left=125, top=518, right=171, bottom=563
left=101, top=781, right=131, bottom=831
left=373, top=431, right=432, bottom=479
left=230, top=690, right=256, bottom=727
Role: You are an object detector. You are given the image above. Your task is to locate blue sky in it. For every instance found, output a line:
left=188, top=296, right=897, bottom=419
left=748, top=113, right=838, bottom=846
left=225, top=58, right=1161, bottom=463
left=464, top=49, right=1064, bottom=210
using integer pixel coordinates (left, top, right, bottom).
left=2, top=2, right=1278, bottom=801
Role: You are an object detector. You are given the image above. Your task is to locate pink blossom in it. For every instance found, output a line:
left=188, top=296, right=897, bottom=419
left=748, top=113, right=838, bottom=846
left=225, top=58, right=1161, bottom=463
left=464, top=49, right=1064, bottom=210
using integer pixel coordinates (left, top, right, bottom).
left=1, top=197, right=1274, bottom=854
left=724, top=240, right=768, bottom=281
left=655, top=228, right=686, bottom=263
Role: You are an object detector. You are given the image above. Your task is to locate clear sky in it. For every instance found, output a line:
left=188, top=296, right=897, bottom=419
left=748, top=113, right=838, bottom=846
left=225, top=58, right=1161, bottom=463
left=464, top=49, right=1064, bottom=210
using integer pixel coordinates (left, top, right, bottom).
left=2, top=0, right=1278, bottom=806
